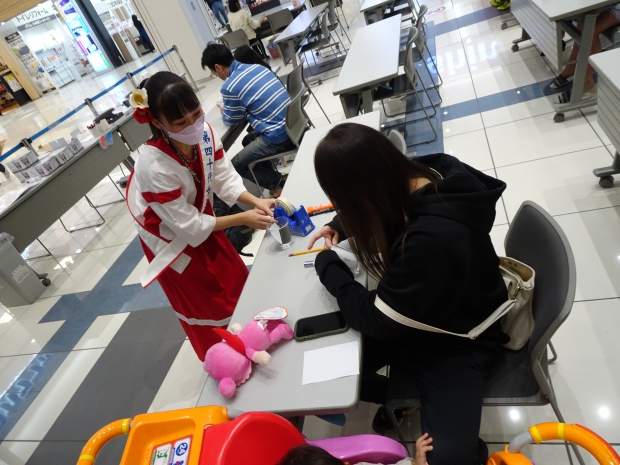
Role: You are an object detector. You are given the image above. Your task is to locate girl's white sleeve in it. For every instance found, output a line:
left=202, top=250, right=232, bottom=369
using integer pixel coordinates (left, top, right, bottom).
left=246, top=9, right=261, bottom=28
left=143, top=169, right=216, bottom=247
left=210, top=126, right=247, bottom=207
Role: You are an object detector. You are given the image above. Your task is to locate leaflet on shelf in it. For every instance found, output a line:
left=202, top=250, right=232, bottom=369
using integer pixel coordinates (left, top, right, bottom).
left=5, top=150, right=39, bottom=172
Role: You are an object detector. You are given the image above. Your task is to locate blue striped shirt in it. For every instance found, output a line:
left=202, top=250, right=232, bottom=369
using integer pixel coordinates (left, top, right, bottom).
left=221, top=61, right=291, bottom=145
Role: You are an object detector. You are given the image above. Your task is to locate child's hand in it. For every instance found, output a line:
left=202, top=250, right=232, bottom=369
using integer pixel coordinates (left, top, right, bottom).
left=414, top=433, right=433, bottom=465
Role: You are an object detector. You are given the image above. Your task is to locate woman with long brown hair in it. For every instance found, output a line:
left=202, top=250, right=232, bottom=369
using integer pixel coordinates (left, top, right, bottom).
left=307, top=123, right=508, bottom=465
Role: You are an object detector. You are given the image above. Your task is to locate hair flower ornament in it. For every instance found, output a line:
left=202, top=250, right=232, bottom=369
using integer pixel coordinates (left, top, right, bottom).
left=129, top=88, right=153, bottom=124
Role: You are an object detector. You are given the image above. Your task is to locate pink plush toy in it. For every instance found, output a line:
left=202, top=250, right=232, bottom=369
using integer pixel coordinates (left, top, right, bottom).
left=204, top=318, right=294, bottom=398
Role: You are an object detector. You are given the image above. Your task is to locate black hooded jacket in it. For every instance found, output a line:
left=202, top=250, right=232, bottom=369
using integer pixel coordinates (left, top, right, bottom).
left=315, top=154, right=509, bottom=348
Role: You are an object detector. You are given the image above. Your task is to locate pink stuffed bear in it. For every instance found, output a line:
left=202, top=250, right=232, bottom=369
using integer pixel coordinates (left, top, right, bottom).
left=204, top=319, right=294, bottom=398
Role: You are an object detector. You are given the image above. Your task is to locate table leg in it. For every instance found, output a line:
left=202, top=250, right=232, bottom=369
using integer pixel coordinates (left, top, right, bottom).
left=339, top=94, right=361, bottom=118
left=289, top=39, right=298, bottom=68
left=555, top=13, right=598, bottom=118
left=288, top=416, right=305, bottom=432
left=361, top=89, right=374, bottom=114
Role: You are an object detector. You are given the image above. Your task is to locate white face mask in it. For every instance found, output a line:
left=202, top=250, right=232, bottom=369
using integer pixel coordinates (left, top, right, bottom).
left=166, top=113, right=205, bottom=145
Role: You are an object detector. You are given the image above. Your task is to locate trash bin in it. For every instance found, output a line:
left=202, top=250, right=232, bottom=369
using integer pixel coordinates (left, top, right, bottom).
left=0, top=233, right=45, bottom=307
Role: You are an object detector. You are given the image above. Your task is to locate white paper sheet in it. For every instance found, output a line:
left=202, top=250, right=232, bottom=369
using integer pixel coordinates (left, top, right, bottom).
left=302, top=341, right=359, bottom=385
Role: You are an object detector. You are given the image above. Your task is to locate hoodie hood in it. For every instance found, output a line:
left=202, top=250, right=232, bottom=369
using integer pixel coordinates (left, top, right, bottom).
left=409, top=154, right=506, bottom=234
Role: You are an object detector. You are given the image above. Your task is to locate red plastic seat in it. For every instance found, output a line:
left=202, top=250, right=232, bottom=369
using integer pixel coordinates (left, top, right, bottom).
left=199, top=412, right=305, bottom=465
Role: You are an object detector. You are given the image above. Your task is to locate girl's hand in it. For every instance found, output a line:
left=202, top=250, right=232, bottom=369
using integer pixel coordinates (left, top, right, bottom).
left=254, top=198, right=275, bottom=217
left=414, top=433, right=433, bottom=465
left=242, top=210, right=275, bottom=230
left=308, top=225, right=339, bottom=249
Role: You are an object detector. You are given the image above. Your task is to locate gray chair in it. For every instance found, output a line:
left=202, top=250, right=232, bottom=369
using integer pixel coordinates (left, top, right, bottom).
left=220, top=29, right=251, bottom=53
left=373, top=28, right=438, bottom=145
left=297, top=15, right=344, bottom=70
left=327, top=0, right=350, bottom=44
left=385, top=201, right=585, bottom=465
left=247, top=93, right=311, bottom=197
left=287, top=63, right=331, bottom=123
left=388, top=130, right=407, bottom=155
left=267, top=9, right=294, bottom=36
left=602, top=25, right=620, bottom=49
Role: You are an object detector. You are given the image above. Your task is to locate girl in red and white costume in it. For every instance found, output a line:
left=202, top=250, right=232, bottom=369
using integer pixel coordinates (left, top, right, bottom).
left=126, top=71, right=275, bottom=361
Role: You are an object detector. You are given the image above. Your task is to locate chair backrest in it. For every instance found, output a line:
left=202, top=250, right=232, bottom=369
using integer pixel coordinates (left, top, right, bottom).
left=328, top=0, right=338, bottom=26
left=286, top=92, right=309, bottom=146
left=504, top=201, right=576, bottom=360
left=403, top=27, right=419, bottom=85
left=199, top=412, right=305, bottom=464
left=267, top=9, right=294, bottom=35
left=415, top=4, right=428, bottom=27
left=221, top=29, right=250, bottom=52
left=388, top=130, right=407, bottom=155
left=320, top=13, right=330, bottom=41
left=287, top=64, right=307, bottom=101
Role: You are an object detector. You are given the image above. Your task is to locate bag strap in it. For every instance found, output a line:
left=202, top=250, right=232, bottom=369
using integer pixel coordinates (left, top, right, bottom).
left=374, top=295, right=516, bottom=340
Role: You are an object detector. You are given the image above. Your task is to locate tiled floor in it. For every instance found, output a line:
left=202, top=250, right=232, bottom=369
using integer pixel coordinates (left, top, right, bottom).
left=0, top=0, right=619, bottom=463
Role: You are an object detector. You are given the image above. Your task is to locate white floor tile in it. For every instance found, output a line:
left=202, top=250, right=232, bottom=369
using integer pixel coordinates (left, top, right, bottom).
left=499, top=147, right=620, bottom=219
left=81, top=214, right=137, bottom=252
left=555, top=208, right=620, bottom=301
left=481, top=96, right=556, bottom=128
left=434, top=42, right=471, bottom=83
left=459, top=15, right=514, bottom=42
left=471, top=56, right=555, bottom=99
left=148, top=340, right=209, bottom=413
left=434, top=30, right=463, bottom=50
left=0, top=297, right=62, bottom=357
left=5, top=348, right=104, bottom=440
left=487, top=113, right=603, bottom=167
left=465, top=29, right=541, bottom=75
left=0, top=441, right=39, bottom=465
left=442, top=113, right=484, bottom=138
left=0, top=354, right=37, bottom=395
left=0, top=305, right=29, bottom=340
left=582, top=108, right=613, bottom=147
left=439, top=76, right=477, bottom=107
left=123, top=256, right=149, bottom=287
left=444, top=129, right=493, bottom=171
left=40, top=244, right=130, bottom=298
left=452, top=0, right=487, bottom=18
left=73, top=313, right=130, bottom=350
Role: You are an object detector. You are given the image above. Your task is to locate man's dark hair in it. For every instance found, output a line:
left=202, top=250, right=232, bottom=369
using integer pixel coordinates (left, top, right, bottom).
left=201, top=42, right=234, bottom=70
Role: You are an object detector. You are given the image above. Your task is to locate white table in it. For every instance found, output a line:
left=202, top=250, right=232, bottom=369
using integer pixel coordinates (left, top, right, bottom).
left=590, top=48, right=620, bottom=187
left=197, top=111, right=382, bottom=417
left=274, top=4, right=328, bottom=68
left=360, top=0, right=394, bottom=24
left=511, top=0, right=619, bottom=122
left=332, top=15, right=402, bottom=117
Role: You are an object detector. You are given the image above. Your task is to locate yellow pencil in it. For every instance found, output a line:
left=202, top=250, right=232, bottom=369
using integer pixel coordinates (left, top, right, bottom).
left=288, top=247, right=324, bottom=257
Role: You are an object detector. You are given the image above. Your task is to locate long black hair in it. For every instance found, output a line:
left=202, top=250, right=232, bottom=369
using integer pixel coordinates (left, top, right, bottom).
left=139, top=71, right=200, bottom=140
left=228, top=0, right=241, bottom=13
left=234, top=45, right=271, bottom=70
left=314, top=123, right=440, bottom=279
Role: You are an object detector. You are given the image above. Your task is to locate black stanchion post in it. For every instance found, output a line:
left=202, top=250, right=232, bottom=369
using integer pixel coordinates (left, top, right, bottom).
left=126, top=72, right=137, bottom=89
left=20, top=138, right=38, bottom=156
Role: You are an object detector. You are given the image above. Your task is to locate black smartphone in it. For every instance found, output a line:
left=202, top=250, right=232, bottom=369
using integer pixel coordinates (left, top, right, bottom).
left=294, top=311, right=349, bottom=341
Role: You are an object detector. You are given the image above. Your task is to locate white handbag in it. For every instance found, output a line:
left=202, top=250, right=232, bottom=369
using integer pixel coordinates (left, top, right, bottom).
left=374, top=257, right=535, bottom=350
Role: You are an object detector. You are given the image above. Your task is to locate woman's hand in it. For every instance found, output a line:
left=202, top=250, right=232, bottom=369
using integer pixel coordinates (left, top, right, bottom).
left=308, top=225, right=339, bottom=249
left=253, top=198, right=275, bottom=217
left=242, top=210, right=275, bottom=230
left=260, top=14, right=267, bottom=22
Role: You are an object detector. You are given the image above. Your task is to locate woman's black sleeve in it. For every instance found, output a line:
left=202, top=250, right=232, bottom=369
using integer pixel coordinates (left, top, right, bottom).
left=325, top=216, right=347, bottom=241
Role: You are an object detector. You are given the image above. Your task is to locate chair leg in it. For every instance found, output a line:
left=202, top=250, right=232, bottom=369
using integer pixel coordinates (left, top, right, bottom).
left=248, top=163, right=265, bottom=199
left=338, top=5, right=349, bottom=29
left=548, top=341, right=558, bottom=364
left=386, top=404, right=412, bottom=455
left=340, top=22, right=351, bottom=43
left=406, top=82, right=438, bottom=146
left=547, top=383, right=586, bottom=465
left=426, top=47, right=444, bottom=87
left=419, top=55, right=442, bottom=105
left=309, top=88, right=331, bottom=123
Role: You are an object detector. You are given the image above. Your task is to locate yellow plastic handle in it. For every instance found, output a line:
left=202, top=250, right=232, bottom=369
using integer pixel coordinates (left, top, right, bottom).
left=77, top=418, right=132, bottom=465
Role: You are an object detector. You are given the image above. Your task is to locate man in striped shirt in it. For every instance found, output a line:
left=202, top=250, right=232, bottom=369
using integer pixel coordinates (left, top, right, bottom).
left=202, top=43, right=293, bottom=195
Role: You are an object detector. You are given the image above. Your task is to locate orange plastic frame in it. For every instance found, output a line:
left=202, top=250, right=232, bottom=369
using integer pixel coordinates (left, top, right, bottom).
left=488, top=422, right=620, bottom=465
left=77, top=405, right=230, bottom=465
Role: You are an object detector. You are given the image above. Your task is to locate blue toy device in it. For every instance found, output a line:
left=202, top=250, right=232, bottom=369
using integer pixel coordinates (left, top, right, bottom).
left=273, top=197, right=315, bottom=237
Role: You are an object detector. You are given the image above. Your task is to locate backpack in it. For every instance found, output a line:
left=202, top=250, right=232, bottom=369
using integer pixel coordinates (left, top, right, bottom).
left=212, top=194, right=255, bottom=256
